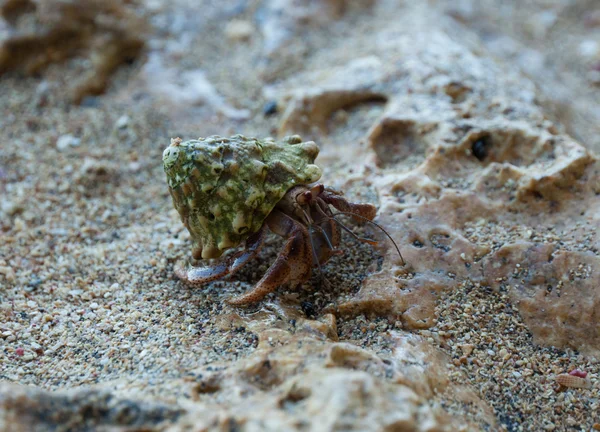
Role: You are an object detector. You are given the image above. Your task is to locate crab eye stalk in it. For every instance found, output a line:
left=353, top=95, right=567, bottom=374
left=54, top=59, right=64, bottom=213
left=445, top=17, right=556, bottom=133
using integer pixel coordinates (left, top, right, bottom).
left=297, top=190, right=313, bottom=205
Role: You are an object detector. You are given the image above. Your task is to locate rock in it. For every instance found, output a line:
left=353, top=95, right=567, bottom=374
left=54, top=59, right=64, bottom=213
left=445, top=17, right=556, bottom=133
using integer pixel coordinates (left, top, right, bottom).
left=142, top=55, right=250, bottom=120
left=224, top=19, right=254, bottom=42
left=73, top=158, right=120, bottom=197
left=578, top=40, right=599, bottom=59
left=115, top=115, right=130, bottom=130
left=0, top=266, right=16, bottom=282
left=482, top=244, right=600, bottom=355
left=257, top=0, right=375, bottom=78
left=0, top=0, right=146, bottom=103
left=273, top=3, right=599, bottom=356
left=55, top=134, right=81, bottom=151
left=175, top=332, right=479, bottom=431
left=0, top=384, right=183, bottom=432
left=0, top=317, right=496, bottom=431
left=525, top=10, right=558, bottom=39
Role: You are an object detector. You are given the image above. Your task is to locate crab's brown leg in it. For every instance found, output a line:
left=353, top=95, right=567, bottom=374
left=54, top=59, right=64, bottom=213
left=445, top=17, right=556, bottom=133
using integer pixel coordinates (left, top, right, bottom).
left=227, top=210, right=312, bottom=306
left=307, top=202, right=342, bottom=265
left=319, top=190, right=377, bottom=222
left=314, top=198, right=341, bottom=247
left=176, top=226, right=266, bottom=285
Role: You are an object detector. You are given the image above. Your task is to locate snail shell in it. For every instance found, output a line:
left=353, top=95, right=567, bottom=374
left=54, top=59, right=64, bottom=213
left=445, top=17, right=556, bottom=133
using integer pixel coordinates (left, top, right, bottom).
left=163, top=135, right=321, bottom=259
left=556, top=373, right=591, bottom=389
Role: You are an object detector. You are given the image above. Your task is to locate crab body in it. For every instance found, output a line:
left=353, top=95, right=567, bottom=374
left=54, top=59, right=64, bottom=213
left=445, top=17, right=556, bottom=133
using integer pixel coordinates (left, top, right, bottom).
left=163, top=135, right=378, bottom=305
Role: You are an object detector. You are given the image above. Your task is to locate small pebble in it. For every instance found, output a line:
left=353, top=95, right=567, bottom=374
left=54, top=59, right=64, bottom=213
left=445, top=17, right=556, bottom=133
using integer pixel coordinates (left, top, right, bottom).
left=224, top=19, right=254, bottom=42
left=471, top=136, right=491, bottom=161
left=460, top=344, right=474, bottom=356
left=56, top=134, right=81, bottom=151
left=263, top=101, right=278, bottom=116
left=115, top=115, right=130, bottom=129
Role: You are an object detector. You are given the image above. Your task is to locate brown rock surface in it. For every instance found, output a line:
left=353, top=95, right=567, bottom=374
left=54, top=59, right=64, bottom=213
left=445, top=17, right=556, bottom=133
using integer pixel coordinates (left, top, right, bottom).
left=172, top=323, right=491, bottom=431
left=0, top=0, right=599, bottom=431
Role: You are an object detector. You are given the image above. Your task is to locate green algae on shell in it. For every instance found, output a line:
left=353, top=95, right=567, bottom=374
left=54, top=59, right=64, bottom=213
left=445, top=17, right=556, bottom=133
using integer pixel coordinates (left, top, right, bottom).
left=163, top=135, right=322, bottom=259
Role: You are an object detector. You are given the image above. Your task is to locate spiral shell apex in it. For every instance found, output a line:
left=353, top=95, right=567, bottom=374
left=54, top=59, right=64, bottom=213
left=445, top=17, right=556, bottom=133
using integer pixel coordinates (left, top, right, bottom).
left=163, top=134, right=322, bottom=259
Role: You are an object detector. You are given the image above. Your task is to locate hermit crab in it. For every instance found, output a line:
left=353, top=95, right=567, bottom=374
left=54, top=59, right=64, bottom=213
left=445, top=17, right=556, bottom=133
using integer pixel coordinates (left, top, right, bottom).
left=163, top=134, right=402, bottom=305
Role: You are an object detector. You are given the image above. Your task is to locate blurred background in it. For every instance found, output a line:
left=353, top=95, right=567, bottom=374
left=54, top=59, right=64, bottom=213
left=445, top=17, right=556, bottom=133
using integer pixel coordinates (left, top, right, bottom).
left=1, top=0, right=598, bottom=151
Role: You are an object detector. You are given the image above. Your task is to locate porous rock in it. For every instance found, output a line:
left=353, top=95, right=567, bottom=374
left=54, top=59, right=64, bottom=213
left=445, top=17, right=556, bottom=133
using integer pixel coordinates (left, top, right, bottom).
left=0, top=315, right=494, bottom=431
left=0, top=383, right=184, bottom=432
left=172, top=329, right=483, bottom=431
left=257, top=0, right=375, bottom=78
left=274, top=2, right=599, bottom=355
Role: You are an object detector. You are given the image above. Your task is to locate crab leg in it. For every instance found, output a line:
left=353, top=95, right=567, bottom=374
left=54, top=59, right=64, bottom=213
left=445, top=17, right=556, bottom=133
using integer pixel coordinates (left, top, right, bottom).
left=176, top=226, right=266, bottom=285
left=320, top=190, right=377, bottom=222
left=227, top=210, right=312, bottom=306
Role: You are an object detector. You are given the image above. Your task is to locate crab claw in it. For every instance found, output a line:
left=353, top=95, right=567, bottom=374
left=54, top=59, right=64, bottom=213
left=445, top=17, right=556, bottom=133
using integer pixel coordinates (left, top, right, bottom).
left=320, top=190, right=377, bottom=222
left=175, top=227, right=266, bottom=286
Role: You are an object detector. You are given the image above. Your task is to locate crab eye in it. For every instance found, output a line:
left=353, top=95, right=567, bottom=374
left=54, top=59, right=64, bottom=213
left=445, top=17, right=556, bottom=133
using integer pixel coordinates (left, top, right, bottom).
left=296, top=190, right=312, bottom=205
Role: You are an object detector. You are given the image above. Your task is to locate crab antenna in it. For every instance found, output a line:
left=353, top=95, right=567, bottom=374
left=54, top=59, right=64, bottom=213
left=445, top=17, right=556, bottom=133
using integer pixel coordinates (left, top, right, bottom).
left=330, top=211, right=405, bottom=265
left=303, top=215, right=325, bottom=276
left=301, top=208, right=334, bottom=288
left=330, top=216, right=378, bottom=246
left=306, top=225, right=333, bottom=289
left=303, top=208, right=336, bottom=251
left=312, top=202, right=379, bottom=247
left=313, top=224, right=336, bottom=250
